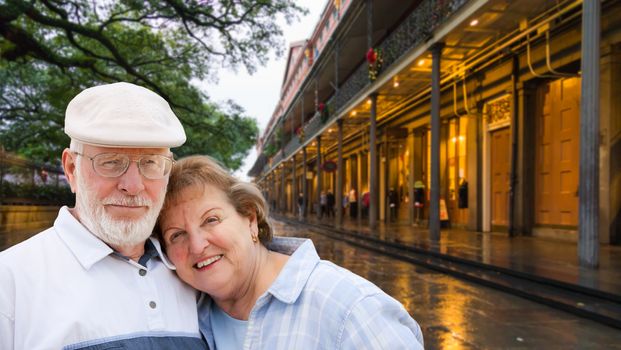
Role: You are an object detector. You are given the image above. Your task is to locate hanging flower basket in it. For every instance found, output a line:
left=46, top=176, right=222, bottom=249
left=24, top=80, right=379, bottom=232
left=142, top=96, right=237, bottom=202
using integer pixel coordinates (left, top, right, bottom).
left=367, top=47, right=384, bottom=81
left=319, top=102, right=330, bottom=123
left=295, top=126, right=305, bottom=142
left=263, top=143, right=278, bottom=157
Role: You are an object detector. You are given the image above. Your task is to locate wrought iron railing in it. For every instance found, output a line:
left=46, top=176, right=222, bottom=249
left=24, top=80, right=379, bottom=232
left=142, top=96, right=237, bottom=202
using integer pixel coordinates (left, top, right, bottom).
left=334, top=62, right=368, bottom=115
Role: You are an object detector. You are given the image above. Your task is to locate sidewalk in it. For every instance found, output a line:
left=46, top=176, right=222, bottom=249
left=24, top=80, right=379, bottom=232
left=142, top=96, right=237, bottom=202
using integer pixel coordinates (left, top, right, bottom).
left=276, top=213, right=621, bottom=299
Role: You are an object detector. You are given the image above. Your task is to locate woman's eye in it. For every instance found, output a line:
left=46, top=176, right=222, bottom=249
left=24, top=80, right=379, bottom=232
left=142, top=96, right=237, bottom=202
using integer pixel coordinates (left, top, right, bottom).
left=167, top=231, right=185, bottom=243
left=204, top=216, right=220, bottom=225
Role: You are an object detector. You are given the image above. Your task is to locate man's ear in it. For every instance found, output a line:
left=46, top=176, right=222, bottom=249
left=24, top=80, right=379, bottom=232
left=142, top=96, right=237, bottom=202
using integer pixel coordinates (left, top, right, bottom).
left=62, top=148, right=78, bottom=193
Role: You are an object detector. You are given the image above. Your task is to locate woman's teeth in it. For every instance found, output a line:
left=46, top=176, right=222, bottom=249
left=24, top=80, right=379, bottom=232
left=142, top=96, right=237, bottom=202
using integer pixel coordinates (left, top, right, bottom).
left=195, top=255, right=223, bottom=269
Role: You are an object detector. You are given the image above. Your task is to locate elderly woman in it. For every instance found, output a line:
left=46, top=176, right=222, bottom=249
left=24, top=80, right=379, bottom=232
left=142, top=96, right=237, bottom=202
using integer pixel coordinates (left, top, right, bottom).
left=157, top=155, right=424, bottom=349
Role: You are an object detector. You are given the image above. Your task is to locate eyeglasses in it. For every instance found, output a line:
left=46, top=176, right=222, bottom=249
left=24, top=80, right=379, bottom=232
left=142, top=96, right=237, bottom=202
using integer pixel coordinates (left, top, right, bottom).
left=73, top=152, right=174, bottom=179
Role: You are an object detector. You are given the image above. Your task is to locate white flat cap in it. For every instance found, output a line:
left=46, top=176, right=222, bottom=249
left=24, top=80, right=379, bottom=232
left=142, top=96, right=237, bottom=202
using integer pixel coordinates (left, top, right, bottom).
left=64, top=82, right=186, bottom=148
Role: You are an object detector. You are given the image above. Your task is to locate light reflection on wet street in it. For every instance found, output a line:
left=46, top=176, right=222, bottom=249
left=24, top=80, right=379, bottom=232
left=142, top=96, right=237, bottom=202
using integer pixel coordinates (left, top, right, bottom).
left=272, top=220, right=621, bottom=349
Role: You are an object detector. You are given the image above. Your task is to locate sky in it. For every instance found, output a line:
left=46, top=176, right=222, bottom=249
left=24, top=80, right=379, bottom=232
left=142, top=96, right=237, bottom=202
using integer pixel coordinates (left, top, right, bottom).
left=194, top=1, right=327, bottom=181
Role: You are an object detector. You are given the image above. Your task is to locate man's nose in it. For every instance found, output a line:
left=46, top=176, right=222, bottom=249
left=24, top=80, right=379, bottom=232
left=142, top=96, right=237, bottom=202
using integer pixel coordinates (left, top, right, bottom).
left=117, top=162, right=146, bottom=195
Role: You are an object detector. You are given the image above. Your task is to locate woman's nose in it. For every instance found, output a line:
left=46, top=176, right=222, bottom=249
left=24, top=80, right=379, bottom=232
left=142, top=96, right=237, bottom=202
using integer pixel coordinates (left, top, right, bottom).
left=188, top=230, right=209, bottom=255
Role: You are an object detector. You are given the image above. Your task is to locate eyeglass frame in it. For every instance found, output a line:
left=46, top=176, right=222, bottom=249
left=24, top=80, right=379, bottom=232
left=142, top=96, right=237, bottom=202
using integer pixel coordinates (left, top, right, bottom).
left=72, top=151, right=175, bottom=179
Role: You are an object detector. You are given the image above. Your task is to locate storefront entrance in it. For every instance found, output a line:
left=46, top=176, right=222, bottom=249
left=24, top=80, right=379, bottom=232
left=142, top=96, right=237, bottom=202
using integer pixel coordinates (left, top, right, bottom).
left=490, top=127, right=511, bottom=229
left=534, top=77, right=580, bottom=229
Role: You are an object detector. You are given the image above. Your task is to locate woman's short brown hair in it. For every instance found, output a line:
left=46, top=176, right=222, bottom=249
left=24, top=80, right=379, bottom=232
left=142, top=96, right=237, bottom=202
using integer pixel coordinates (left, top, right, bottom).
left=157, top=155, right=273, bottom=245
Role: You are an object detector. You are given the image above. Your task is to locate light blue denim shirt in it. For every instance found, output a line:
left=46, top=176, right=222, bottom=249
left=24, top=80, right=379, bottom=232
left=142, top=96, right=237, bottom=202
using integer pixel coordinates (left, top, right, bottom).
left=198, top=237, right=424, bottom=350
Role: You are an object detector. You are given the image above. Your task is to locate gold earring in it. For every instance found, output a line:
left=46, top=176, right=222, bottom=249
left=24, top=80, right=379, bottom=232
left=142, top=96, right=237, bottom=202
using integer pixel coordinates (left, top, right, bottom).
left=252, top=234, right=258, bottom=243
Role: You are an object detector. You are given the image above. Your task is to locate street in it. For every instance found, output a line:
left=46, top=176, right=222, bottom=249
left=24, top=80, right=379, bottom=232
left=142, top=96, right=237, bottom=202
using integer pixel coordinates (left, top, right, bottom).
left=272, top=219, right=621, bottom=349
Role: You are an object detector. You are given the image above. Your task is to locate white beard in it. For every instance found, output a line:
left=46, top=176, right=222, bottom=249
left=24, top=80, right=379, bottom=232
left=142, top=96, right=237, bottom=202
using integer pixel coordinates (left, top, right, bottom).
left=75, top=168, right=166, bottom=249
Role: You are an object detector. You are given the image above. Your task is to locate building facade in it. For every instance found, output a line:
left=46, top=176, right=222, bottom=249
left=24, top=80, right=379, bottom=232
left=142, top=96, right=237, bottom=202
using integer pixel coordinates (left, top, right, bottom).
left=249, top=0, right=621, bottom=267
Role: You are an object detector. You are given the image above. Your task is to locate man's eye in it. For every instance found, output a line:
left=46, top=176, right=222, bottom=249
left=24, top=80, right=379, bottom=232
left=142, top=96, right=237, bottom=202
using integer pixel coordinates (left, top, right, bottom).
left=100, top=159, right=122, bottom=167
left=142, top=158, right=159, bottom=165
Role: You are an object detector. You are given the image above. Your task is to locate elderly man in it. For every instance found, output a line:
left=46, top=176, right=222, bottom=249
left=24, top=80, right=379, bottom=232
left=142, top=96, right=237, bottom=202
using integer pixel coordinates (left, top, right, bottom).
left=0, top=83, right=208, bottom=349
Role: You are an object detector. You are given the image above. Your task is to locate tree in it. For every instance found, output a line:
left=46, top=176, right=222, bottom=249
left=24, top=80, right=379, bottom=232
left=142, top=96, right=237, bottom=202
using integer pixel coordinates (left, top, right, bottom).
left=0, top=0, right=305, bottom=170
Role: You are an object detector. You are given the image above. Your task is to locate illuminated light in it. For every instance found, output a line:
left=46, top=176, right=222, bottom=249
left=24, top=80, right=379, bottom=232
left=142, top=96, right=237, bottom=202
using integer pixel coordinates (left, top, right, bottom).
left=367, top=99, right=371, bottom=105
left=459, top=135, right=465, bottom=142
left=328, top=129, right=333, bottom=133
left=312, top=142, right=316, bottom=146
left=393, top=76, right=400, bottom=88
left=470, top=19, right=479, bottom=26
left=418, top=59, right=425, bottom=66
left=351, top=110, right=357, bottom=116
left=451, top=136, right=457, bottom=143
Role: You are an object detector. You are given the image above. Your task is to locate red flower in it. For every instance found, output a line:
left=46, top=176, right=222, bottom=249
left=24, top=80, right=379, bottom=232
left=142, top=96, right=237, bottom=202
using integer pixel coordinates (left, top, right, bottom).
left=366, top=48, right=377, bottom=64
left=318, top=102, right=326, bottom=111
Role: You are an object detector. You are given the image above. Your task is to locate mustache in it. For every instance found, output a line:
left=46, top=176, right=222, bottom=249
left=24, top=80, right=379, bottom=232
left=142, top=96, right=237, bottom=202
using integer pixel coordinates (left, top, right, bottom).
left=101, top=196, right=152, bottom=207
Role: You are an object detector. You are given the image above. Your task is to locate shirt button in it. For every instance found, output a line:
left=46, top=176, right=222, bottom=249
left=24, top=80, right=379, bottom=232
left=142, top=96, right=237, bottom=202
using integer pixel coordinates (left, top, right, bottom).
left=139, top=269, right=147, bottom=276
left=149, top=301, right=157, bottom=309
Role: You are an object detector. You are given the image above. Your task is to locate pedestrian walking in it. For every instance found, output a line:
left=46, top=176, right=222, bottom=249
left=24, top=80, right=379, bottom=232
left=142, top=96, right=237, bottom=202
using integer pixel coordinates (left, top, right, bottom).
left=348, top=187, right=358, bottom=219
left=319, top=191, right=327, bottom=218
left=362, top=190, right=370, bottom=218
left=326, top=190, right=335, bottom=217
left=297, top=192, right=305, bottom=219
left=388, top=187, right=398, bottom=222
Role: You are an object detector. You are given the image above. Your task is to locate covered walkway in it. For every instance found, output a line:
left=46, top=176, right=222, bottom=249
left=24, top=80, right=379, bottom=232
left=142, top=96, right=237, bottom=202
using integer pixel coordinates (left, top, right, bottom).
left=276, top=213, right=621, bottom=299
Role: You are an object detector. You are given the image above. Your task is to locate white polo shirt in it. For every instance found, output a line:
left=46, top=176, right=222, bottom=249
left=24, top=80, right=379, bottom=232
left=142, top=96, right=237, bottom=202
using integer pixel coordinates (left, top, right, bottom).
left=0, top=207, right=207, bottom=350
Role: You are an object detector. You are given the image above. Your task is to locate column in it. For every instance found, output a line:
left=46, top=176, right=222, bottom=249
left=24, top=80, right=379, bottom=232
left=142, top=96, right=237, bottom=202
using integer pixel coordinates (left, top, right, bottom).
left=316, top=135, right=323, bottom=218
left=508, top=55, right=519, bottom=236
left=280, top=165, right=286, bottom=214
left=270, top=172, right=276, bottom=213
left=302, top=147, right=308, bottom=218
left=336, top=119, right=344, bottom=226
left=357, top=150, right=363, bottom=220
left=366, top=0, right=373, bottom=49
left=369, top=93, right=379, bottom=228
left=430, top=43, right=444, bottom=241
left=579, top=0, right=600, bottom=268
left=334, top=41, right=340, bottom=92
left=291, top=155, right=297, bottom=216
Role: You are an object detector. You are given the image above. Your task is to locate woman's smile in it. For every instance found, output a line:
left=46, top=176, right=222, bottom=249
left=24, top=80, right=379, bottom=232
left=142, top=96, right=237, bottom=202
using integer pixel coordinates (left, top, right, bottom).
left=194, top=254, right=223, bottom=270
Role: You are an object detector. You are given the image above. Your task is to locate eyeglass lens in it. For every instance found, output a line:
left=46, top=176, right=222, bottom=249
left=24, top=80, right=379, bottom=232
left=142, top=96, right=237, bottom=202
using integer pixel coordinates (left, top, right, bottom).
left=92, top=153, right=172, bottom=179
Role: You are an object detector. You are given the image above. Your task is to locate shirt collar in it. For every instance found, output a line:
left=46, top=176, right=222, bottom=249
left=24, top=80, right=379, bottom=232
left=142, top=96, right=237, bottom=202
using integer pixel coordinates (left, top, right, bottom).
left=54, top=206, right=175, bottom=270
left=54, top=206, right=114, bottom=270
left=150, top=237, right=176, bottom=269
left=266, top=238, right=319, bottom=304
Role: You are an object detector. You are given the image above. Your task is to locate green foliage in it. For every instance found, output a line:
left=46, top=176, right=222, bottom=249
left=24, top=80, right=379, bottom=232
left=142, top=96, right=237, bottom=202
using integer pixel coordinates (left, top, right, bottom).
left=263, top=143, right=278, bottom=158
left=0, top=0, right=305, bottom=170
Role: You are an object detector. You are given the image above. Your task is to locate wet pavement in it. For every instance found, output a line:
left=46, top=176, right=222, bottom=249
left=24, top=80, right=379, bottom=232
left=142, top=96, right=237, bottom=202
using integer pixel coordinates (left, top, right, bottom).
left=272, top=219, right=621, bottom=349
left=289, top=214, right=621, bottom=299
